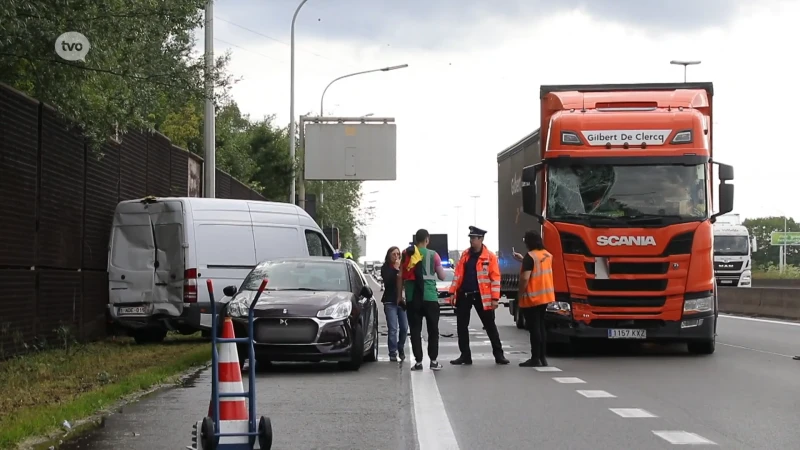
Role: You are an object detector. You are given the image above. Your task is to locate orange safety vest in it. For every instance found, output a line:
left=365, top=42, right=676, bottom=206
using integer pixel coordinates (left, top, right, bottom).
left=519, top=249, right=556, bottom=308
left=448, top=245, right=501, bottom=311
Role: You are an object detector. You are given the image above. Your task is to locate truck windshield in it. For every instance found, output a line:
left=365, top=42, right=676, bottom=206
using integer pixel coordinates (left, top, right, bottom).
left=714, top=236, right=749, bottom=256
left=546, top=164, right=707, bottom=225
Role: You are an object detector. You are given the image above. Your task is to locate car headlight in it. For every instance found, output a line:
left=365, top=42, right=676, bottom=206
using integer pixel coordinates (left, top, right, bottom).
left=317, top=302, right=352, bottom=320
left=546, top=301, right=571, bottom=316
left=683, top=296, right=714, bottom=314
left=227, top=299, right=249, bottom=318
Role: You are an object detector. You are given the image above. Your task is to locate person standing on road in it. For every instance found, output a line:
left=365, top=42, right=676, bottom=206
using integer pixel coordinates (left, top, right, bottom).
left=381, top=246, right=408, bottom=362
left=449, top=226, right=510, bottom=366
left=401, top=229, right=447, bottom=371
left=517, top=230, right=556, bottom=367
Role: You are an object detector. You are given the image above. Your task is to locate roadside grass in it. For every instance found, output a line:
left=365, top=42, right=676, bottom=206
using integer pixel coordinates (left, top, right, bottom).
left=752, top=263, right=800, bottom=279
left=0, top=333, right=210, bottom=449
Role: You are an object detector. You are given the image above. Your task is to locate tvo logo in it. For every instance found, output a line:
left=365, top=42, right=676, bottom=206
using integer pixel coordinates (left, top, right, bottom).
left=596, top=235, right=657, bottom=247
left=55, top=32, right=91, bottom=62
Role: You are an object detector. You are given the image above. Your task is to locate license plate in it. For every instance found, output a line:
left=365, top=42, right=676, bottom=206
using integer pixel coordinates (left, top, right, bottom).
left=119, top=306, right=148, bottom=316
left=607, top=329, right=646, bottom=339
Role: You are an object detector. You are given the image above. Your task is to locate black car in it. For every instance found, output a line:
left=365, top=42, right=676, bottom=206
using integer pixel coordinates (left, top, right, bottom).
left=222, top=258, right=379, bottom=371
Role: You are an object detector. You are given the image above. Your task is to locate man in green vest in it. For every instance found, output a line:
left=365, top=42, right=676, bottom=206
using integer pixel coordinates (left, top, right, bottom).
left=401, top=229, right=447, bottom=371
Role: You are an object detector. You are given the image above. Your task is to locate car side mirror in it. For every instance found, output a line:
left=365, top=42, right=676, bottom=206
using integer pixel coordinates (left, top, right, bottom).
left=360, top=285, right=373, bottom=298
left=223, top=285, right=238, bottom=297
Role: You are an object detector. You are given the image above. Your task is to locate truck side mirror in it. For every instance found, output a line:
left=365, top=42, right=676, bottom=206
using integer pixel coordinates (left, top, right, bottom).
left=718, top=163, right=734, bottom=181
left=717, top=183, right=734, bottom=216
left=521, top=163, right=544, bottom=222
left=751, top=236, right=758, bottom=252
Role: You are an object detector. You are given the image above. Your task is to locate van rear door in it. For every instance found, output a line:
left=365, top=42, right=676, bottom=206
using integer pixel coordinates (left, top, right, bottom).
left=109, top=200, right=185, bottom=316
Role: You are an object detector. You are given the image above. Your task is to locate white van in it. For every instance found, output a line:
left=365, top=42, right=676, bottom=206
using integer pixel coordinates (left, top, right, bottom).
left=107, top=197, right=336, bottom=343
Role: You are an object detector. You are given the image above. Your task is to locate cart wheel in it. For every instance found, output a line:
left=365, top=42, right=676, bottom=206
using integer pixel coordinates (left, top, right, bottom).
left=258, top=416, right=273, bottom=450
left=201, top=416, right=217, bottom=450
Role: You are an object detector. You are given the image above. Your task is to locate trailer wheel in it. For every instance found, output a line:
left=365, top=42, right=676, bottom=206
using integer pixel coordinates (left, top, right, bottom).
left=201, top=416, right=217, bottom=450
left=514, top=306, right=526, bottom=329
left=258, top=416, right=273, bottom=450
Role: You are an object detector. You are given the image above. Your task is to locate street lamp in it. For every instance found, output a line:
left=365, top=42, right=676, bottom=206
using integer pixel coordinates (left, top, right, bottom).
left=289, top=0, right=310, bottom=204
left=320, top=64, right=409, bottom=116
left=670, top=60, right=701, bottom=83
left=470, top=195, right=480, bottom=225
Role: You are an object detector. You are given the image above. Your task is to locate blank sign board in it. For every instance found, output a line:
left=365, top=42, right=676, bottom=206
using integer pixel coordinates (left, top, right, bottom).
left=304, top=123, right=397, bottom=181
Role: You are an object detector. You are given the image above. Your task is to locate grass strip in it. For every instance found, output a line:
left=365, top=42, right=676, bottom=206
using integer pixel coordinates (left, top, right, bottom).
left=0, top=334, right=210, bottom=449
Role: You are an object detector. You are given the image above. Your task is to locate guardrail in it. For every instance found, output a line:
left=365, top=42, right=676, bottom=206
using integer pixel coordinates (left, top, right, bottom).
left=719, top=287, right=800, bottom=321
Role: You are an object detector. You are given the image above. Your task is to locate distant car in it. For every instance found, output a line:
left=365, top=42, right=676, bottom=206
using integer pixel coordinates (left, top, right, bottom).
left=437, top=268, right=455, bottom=312
left=223, top=258, right=379, bottom=371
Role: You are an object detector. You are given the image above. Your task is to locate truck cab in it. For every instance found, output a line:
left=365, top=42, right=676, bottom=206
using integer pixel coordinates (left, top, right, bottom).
left=713, top=219, right=756, bottom=287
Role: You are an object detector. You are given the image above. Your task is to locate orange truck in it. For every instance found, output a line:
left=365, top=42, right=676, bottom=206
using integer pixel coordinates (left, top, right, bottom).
left=497, top=83, right=734, bottom=354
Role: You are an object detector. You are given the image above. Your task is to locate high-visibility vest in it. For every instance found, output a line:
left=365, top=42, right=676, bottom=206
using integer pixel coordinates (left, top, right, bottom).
left=448, top=245, right=501, bottom=311
left=519, top=249, right=556, bottom=308
left=403, top=247, right=438, bottom=301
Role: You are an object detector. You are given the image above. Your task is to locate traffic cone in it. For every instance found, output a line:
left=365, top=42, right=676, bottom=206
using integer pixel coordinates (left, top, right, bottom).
left=208, top=317, right=249, bottom=445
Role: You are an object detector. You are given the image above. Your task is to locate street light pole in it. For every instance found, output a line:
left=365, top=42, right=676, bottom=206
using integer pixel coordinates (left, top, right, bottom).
left=670, top=60, right=701, bottom=83
left=317, top=64, right=408, bottom=205
left=455, top=205, right=462, bottom=250
left=289, top=0, right=310, bottom=204
left=470, top=195, right=480, bottom=225
left=320, top=64, right=409, bottom=116
left=203, top=0, right=215, bottom=198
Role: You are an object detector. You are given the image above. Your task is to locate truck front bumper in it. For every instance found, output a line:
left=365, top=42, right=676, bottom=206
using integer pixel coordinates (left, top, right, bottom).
left=545, top=312, right=716, bottom=343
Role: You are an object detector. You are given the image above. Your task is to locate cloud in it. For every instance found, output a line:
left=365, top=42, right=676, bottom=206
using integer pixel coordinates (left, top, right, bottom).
left=217, top=0, right=756, bottom=52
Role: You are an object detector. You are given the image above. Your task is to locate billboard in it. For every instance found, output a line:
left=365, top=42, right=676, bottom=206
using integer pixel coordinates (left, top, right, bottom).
left=304, top=122, right=397, bottom=181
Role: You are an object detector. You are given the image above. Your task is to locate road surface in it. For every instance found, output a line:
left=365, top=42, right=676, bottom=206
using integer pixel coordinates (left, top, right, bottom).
left=62, top=277, right=800, bottom=449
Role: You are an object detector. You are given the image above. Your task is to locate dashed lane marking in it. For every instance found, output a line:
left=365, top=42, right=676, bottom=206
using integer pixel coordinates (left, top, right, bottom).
left=610, top=408, right=657, bottom=418
left=553, top=377, right=586, bottom=384
left=576, top=390, right=616, bottom=398
left=718, top=342, right=796, bottom=358
left=533, top=366, right=562, bottom=372
left=719, top=314, right=800, bottom=327
left=410, top=338, right=459, bottom=450
left=652, top=431, right=716, bottom=445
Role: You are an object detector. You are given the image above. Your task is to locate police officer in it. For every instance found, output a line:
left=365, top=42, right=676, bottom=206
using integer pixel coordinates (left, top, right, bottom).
left=448, top=226, right=509, bottom=365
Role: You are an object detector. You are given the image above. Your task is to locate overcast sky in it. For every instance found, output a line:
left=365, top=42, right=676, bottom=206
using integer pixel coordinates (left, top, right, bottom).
left=208, top=0, right=799, bottom=259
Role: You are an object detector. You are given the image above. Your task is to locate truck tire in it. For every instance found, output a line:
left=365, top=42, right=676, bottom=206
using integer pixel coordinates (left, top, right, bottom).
left=515, top=306, right=526, bottom=329
left=688, top=339, right=715, bottom=355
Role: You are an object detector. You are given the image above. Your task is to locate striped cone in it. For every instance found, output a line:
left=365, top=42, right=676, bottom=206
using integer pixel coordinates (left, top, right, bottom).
left=208, top=317, right=249, bottom=445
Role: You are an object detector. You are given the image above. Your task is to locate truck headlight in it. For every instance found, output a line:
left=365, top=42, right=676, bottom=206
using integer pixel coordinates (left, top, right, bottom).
left=683, top=296, right=714, bottom=314
left=317, top=302, right=352, bottom=320
left=547, top=301, right=571, bottom=317
left=740, top=270, right=752, bottom=284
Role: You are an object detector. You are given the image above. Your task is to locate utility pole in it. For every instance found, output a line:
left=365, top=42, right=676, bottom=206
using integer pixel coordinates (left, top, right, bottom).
left=470, top=195, right=480, bottom=225
left=289, top=0, right=310, bottom=204
left=203, top=0, right=215, bottom=198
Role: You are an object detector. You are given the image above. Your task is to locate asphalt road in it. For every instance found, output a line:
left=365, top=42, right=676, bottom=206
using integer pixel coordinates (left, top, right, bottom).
left=62, top=277, right=800, bottom=449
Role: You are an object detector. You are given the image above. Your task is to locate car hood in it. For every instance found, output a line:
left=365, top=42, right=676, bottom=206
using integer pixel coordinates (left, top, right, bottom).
left=436, top=281, right=451, bottom=290
left=230, top=289, right=352, bottom=316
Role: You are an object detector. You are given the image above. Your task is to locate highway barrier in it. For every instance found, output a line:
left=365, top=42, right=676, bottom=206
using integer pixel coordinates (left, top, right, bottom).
left=718, top=287, right=800, bottom=321
left=751, top=278, right=800, bottom=288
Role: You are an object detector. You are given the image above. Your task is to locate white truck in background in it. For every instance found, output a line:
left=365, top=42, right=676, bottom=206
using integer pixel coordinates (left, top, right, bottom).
left=713, top=214, right=757, bottom=287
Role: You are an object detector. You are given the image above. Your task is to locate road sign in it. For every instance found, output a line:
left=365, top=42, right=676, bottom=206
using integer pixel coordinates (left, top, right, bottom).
left=304, top=121, right=397, bottom=181
left=770, top=232, right=800, bottom=246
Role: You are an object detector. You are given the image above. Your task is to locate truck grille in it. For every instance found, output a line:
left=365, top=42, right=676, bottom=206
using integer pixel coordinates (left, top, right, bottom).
left=585, top=261, right=668, bottom=275
left=561, top=231, right=694, bottom=257
left=586, top=279, right=667, bottom=291
left=586, top=296, right=667, bottom=307
left=254, top=318, right=319, bottom=344
left=714, top=261, right=743, bottom=271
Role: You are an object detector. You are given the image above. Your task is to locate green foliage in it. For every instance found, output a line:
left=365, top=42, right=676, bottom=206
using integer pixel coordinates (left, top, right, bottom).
left=306, top=180, right=363, bottom=255
left=0, top=0, right=235, bottom=147
left=752, top=263, right=800, bottom=279
left=742, top=216, right=800, bottom=268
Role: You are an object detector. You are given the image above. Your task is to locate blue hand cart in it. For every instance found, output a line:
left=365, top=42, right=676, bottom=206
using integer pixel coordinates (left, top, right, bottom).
left=190, top=278, right=272, bottom=450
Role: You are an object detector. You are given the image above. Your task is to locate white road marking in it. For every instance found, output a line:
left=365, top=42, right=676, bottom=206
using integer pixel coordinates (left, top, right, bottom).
left=652, top=431, right=716, bottom=445
left=576, top=390, right=616, bottom=398
left=411, top=339, right=460, bottom=450
left=719, top=314, right=800, bottom=327
left=610, top=408, right=657, bottom=418
left=534, top=366, right=562, bottom=372
left=553, top=377, right=586, bottom=384
left=718, top=343, right=795, bottom=358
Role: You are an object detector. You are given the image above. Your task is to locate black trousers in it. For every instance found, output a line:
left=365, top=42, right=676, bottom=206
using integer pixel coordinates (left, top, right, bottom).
left=456, top=292, right=503, bottom=359
left=407, top=300, right=440, bottom=363
left=522, top=305, right=548, bottom=362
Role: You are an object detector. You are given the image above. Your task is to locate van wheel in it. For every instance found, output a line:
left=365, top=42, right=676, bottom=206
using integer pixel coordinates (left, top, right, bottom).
left=133, top=328, right=167, bottom=344
left=688, top=339, right=715, bottom=355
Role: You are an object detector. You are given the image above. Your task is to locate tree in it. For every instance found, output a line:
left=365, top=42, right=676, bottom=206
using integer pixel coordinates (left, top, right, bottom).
left=305, top=180, right=363, bottom=255
left=0, top=1, right=235, bottom=146
left=742, top=216, right=800, bottom=268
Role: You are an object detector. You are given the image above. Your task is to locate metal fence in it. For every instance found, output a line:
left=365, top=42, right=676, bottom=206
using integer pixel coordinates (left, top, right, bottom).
left=0, top=83, right=266, bottom=355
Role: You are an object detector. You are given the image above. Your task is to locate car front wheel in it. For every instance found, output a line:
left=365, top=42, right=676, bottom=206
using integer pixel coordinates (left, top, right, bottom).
left=340, top=324, right=365, bottom=371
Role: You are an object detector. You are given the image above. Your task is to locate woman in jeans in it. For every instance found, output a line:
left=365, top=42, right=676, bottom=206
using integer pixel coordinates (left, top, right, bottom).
left=381, top=246, right=408, bottom=362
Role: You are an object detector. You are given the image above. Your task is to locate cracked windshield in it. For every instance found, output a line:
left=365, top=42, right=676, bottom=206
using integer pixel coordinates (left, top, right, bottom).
left=2, top=1, right=799, bottom=449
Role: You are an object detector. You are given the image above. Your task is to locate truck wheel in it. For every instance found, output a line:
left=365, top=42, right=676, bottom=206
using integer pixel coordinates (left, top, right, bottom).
left=688, top=339, right=715, bottom=355
left=515, top=307, right=526, bottom=329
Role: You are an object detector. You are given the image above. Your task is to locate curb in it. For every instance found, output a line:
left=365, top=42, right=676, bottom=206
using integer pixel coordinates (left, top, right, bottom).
left=18, top=361, right=212, bottom=450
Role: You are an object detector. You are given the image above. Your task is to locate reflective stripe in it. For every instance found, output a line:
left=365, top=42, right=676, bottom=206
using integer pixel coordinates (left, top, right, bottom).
left=422, top=249, right=436, bottom=280
left=521, top=287, right=555, bottom=298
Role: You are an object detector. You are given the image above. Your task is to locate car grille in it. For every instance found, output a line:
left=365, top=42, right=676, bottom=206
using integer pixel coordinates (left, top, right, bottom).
left=714, top=261, right=743, bottom=271
left=254, top=318, right=319, bottom=344
left=438, top=290, right=450, bottom=298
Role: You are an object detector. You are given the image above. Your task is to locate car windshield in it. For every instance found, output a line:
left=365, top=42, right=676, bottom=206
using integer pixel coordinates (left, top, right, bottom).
left=241, top=261, right=350, bottom=292
left=547, top=163, right=707, bottom=225
left=714, top=236, right=749, bottom=256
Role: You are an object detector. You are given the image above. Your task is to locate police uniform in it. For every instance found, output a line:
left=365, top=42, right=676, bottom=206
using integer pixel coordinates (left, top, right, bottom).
left=448, top=226, right=509, bottom=365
